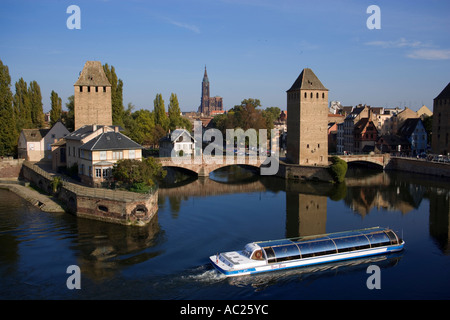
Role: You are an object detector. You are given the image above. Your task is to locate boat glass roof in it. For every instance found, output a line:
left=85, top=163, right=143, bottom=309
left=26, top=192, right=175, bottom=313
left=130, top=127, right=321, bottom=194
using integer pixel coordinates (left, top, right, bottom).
left=255, top=227, right=399, bottom=261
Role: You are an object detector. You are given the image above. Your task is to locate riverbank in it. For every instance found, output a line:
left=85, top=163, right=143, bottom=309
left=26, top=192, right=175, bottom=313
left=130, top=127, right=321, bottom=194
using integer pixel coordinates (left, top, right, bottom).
left=0, top=179, right=65, bottom=213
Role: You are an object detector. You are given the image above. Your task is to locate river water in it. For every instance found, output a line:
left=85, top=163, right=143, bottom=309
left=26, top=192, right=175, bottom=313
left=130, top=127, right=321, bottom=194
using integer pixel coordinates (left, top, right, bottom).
left=0, top=166, right=449, bottom=301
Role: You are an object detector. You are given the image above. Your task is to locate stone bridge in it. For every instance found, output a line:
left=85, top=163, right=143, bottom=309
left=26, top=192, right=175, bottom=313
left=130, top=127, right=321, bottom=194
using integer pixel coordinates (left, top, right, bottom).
left=158, top=155, right=270, bottom=176
left=335, top=154, right=390, bottom=168
left=158, top=153, right=391, bottom=177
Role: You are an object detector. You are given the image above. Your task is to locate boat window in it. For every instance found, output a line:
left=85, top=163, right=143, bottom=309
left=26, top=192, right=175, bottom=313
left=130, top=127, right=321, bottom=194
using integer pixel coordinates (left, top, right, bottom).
left=251, top=249, right=264, bottom=260
left=242, top=249, right=252, bottom=259
left=365, top=232, right=391, bottom=247
left=297, top=239, right=337, bottom=258
left=263, top=247, right=276, bottom=264
left=272, top=244, right=301, bottom=262
left=385, top=230, right=399, bottom=245
left=333, top=235, right=371, bottom=253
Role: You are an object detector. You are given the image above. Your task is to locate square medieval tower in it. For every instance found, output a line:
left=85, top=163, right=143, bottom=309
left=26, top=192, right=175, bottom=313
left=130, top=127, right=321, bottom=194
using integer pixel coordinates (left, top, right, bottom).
left=432, top=82, right=450, bottom=155
left=286, top=68, right=328, bottom=166
left=74, top=61, right=112, bottom=130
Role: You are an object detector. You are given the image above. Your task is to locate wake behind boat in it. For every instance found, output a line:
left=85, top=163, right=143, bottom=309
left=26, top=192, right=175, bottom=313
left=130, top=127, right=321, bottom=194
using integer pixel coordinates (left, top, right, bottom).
left=210, top=227, right=404, bottom=277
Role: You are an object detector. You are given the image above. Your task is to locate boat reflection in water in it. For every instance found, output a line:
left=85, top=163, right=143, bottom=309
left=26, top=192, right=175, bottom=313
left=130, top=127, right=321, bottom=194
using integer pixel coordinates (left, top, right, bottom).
left=210, top=227, right=404, bottom=277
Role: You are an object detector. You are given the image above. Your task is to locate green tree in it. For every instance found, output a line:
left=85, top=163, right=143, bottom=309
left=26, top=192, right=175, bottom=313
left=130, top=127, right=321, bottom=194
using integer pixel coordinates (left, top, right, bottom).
left=168, top=93, right=182, bottom=131
left=262, top=106, right=281, bottom=129
left=153, top=93, right=169, bottom=131
left=329, top=156, right=348, bottom=183
left=103, top=63, right=124, bottom=127
left=13, top=77, right=32, bottom=131
left=50, top=90, right=62, bottom=126
left=129, top=109, right=155, bottom=145
left=112, top=158, right=166, bottom=191
left=61, top=95, right=74, bottom=132
left=0, top=59, right=17, bottom=156
left=28, top=80, right=44, bottom=128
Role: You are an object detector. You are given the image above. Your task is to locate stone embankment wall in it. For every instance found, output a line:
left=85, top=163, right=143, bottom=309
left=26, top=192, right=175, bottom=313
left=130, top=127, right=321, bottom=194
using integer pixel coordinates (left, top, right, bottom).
left=276, top=160, right=333, bottom=182
left=20, top=162, right=158, bottom=226
left=0, top=158, right=24, bottom=179
left=386, top=157, right=450, bottom=178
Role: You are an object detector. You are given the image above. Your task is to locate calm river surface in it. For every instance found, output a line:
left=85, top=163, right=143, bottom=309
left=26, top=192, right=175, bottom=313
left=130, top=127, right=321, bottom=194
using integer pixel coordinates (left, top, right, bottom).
left=1, top=166, right=449, bottom=300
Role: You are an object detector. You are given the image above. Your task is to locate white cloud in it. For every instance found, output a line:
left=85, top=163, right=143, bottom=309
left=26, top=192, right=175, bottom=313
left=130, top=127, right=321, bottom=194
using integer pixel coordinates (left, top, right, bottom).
left=365, top=37, right=428, bottom=49
left=166, top=18, right=200, bottom=34
left=407, top=49, right=450, bottom=60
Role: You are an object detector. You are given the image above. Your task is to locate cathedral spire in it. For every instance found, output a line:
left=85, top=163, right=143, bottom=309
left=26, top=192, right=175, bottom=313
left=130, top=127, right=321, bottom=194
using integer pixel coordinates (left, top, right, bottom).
left=203, top=65, right=209, bottom=83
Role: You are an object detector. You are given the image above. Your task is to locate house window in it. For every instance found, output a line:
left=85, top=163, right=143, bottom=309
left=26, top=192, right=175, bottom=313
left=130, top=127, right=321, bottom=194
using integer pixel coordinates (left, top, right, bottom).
left=100, top=151, right=107, bottom=160
left=103, top=86, right=106, bottom=92
left=95, top=86, right=98, bottom=92
left=129, top=150, right=135, bottom=159
left=80, top=86, right=83, bottom=92
left=95, top=168, right=102, bottom=178
left=304, top=92, right=307, bottom=98
left=87, top=86, right=91, bottom=93
left=103, top=168, right=109, bottom=177
left=113, top=151, right=123, bottom=160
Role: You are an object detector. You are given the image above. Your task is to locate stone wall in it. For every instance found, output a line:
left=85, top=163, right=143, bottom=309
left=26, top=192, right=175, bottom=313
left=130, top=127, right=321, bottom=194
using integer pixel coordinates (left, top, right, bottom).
left=21, top=162, right=158, bottom=226
left=0, top=158, right=24, bottom=179
left=276, top=161, right=333, bottom=182
left=386, top=157, right=450, bottom=178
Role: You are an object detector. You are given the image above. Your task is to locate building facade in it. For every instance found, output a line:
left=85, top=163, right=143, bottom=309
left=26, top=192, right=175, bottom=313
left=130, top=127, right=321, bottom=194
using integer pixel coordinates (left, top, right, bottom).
left=432, top=82, right=450, bottom=155
left=159, top=129, right=196, bottom=158
left=197, top=67, right=223, bottom=116
left=65, top=124, right=142, bottom=186
left=74, top=61, right=112, bottom=130
left=286, top=68, right=328, bottom=166
left=18, top=121, right=70, bottom=162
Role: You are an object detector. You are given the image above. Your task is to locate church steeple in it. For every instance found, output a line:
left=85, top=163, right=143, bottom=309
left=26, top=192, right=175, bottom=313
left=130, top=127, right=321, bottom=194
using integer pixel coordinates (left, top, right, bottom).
left=203, top=65, right=209, bottom=83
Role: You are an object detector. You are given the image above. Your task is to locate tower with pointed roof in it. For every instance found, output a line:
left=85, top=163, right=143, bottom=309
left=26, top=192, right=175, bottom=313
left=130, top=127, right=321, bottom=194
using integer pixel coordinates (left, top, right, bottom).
left=74, top=61, right=112, bottom=130
left=197, top=66, right=223, bottom=115
left=286, top=68, right=329, bottom=165
left=432, top=82, right=450, bottom=155
left=199, top=66, right=210, bottom=114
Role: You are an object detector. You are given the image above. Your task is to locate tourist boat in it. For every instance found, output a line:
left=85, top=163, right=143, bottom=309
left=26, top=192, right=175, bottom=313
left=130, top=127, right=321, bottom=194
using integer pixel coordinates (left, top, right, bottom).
left=210, top=227, right=404, bottom=277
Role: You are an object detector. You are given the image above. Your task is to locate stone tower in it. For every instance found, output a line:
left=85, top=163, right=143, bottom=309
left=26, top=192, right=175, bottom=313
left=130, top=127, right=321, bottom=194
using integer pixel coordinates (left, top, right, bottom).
left=432, top=82, right=450, bottom=155
left=198, top=66, right=210, bottom=115
left=286, top=68, right=328, bottom=166
left=74, top=61, right=112, bottom=130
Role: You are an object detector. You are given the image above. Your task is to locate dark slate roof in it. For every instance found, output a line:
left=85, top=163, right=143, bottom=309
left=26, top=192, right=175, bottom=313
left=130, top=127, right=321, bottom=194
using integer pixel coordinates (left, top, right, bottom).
left=74, top=61, right=111, bottom=87
left=398, top=118, right=422, bottom=137
left=434, top=82, right=450, bottom=100
left=79, top=132, right=142, bottom=151
left=287, top=68, right=328, bottom=92
left=65, top=125, right=108, bottom=141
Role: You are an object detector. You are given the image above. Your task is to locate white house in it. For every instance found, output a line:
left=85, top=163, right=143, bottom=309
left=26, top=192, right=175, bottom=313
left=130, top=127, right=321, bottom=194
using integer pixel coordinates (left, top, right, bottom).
left=159, top=129, right=196, bottom=158
left=18, top=121, right=70, bottom=162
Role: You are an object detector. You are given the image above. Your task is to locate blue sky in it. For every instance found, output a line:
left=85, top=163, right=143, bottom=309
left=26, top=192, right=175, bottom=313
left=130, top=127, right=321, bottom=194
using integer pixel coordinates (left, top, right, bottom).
left=1, top=0, right=449, bottom=113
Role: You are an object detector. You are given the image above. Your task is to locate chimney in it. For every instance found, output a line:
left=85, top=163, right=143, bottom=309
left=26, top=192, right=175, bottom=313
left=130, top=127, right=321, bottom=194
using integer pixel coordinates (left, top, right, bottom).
left=114, top=126, right=119, bottom=133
